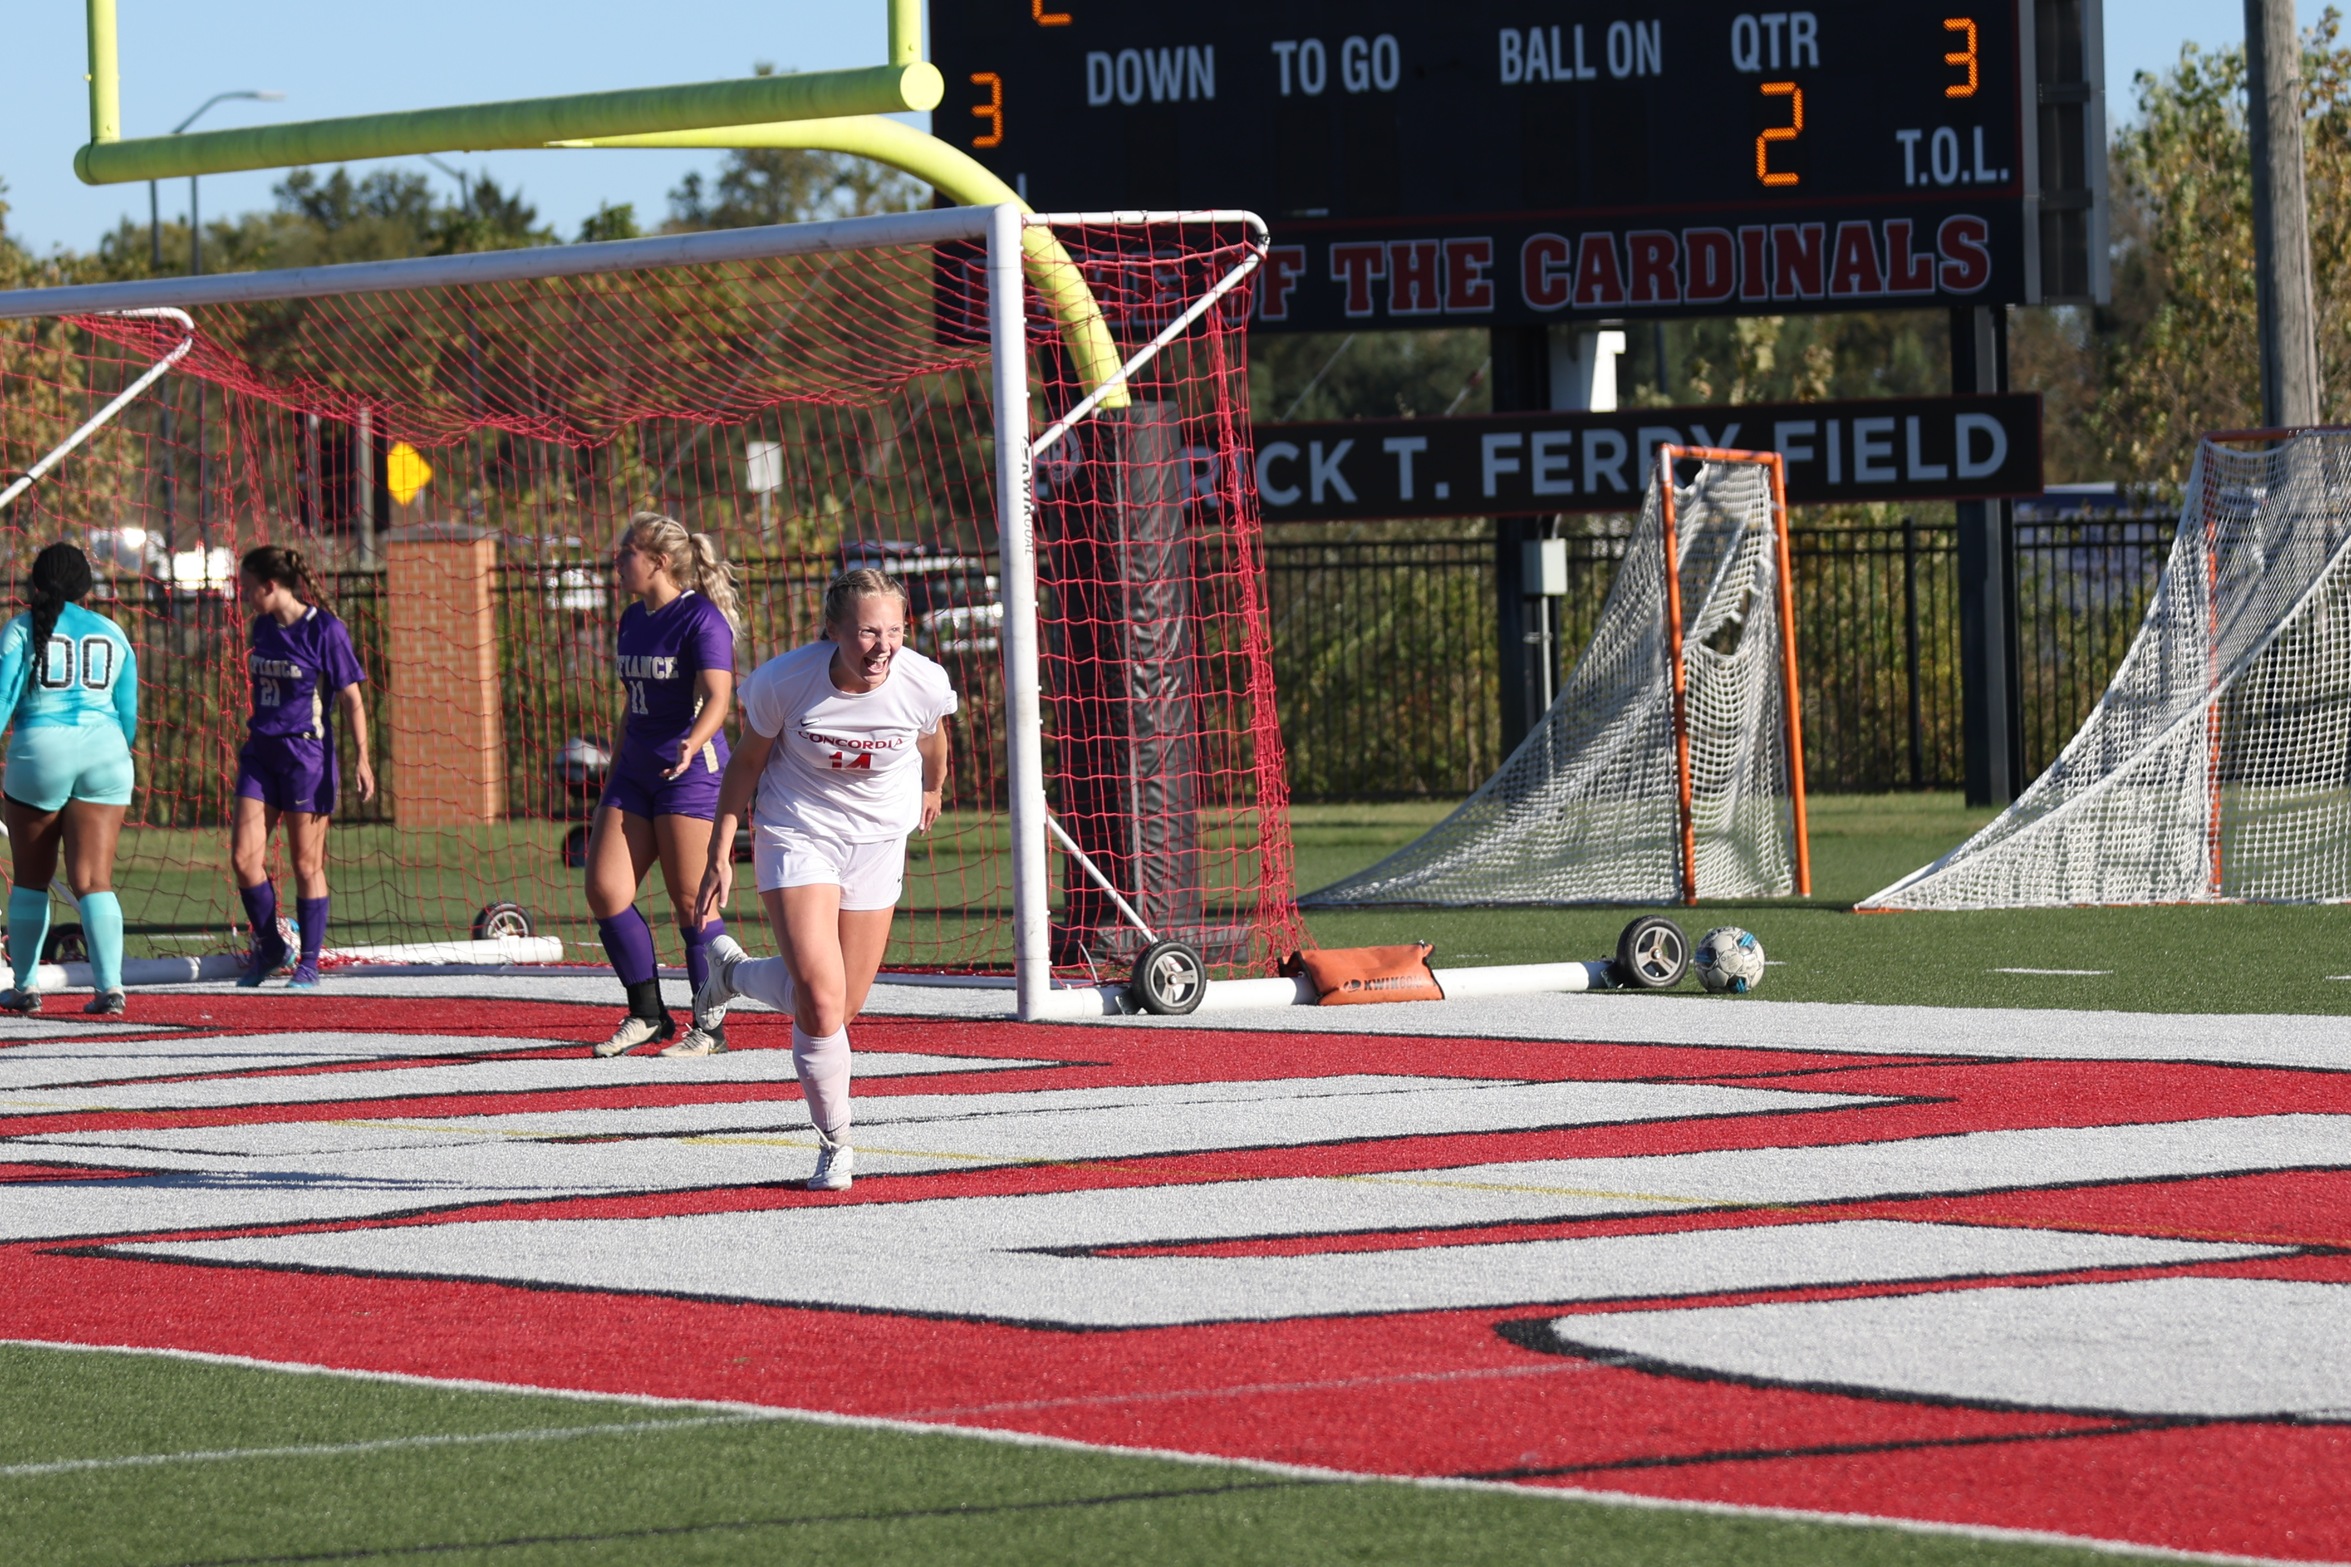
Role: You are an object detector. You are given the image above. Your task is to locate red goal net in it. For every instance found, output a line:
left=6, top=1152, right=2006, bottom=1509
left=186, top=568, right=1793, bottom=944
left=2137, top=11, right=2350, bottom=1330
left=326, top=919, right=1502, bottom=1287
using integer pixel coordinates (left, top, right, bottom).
left=0, top=214, right=1302, bottom=979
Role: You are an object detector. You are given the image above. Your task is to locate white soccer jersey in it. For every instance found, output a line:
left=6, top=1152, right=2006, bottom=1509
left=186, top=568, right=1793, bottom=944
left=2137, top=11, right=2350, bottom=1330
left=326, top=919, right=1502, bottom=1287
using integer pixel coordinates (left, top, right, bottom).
left=740, top=641, right=958, bottom=843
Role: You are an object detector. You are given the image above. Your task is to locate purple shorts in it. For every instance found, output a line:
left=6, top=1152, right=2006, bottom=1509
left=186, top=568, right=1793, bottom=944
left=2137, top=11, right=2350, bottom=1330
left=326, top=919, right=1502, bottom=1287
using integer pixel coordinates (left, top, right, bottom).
left=236, top=734, right=338, bottom=816
left=600, top=737, right=727, bottom=821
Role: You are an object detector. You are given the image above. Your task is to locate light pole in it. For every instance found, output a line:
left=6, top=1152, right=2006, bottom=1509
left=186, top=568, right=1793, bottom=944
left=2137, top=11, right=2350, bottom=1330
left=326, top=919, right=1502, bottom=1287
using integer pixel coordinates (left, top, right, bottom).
left=148, top=90, right=283, bottom=584
left=146, top=90, right=282, bottom=276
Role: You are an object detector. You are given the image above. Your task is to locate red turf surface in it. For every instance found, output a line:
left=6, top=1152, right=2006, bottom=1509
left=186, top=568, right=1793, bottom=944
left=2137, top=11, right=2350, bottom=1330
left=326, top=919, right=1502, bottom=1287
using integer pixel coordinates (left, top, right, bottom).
left=1, top=992, right=2344, bottom=1561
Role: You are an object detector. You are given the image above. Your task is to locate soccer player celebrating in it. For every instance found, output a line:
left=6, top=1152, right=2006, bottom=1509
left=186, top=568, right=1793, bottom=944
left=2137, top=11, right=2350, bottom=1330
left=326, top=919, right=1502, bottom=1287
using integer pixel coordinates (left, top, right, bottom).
left=230, top=547, right=374, bottom=989
left=586, top=513, right=740, bottom=1058
left=0, top=544, right=139, bottom=1016
left=694, top=568, right=954, bottom=1191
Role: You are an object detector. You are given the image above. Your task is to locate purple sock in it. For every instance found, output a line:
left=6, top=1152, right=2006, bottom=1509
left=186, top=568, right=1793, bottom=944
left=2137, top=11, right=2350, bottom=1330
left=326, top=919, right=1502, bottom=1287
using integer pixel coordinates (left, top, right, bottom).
left=682, top=917, right=725, bottom=993
left=240, top=882, right=280, bottom=954
left=596, top=908, right=659, bottom=987
left=297, top=896, right=329, bottom=966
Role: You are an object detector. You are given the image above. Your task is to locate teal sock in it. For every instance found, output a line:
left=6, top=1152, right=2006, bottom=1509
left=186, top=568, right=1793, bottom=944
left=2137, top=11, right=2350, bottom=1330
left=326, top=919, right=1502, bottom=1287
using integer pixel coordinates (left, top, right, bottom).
left=8, top=885, right=49, bottom=991
left=79, top=891, right=123, bottom=994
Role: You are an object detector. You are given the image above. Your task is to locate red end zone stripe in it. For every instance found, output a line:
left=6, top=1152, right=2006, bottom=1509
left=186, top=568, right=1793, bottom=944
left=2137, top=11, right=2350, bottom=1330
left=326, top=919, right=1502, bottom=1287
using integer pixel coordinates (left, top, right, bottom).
left=2, top=1240, right=2339, bottom=1561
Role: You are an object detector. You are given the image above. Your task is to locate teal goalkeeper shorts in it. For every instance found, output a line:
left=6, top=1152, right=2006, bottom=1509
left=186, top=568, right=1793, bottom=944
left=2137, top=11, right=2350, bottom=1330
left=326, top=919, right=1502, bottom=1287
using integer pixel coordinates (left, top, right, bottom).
left=3, top=724, right=134, bottom=812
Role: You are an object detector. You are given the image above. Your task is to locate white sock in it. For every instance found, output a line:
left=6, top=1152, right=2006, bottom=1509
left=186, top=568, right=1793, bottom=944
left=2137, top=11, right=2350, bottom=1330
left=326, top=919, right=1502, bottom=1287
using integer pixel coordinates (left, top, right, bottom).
left=792, top=1023, right=852, bottom=1139
left=733, top=956, right=795, bottom=1012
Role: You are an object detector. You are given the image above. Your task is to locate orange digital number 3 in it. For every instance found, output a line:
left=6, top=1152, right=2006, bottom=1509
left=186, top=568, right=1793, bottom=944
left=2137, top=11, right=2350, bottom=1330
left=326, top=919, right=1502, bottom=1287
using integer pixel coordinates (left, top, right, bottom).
left=969, top=72, right=1004, bottom=149
left=1944, top=18, right=1979, bottom=98
left=1756, top=81, right=1803, bottom=188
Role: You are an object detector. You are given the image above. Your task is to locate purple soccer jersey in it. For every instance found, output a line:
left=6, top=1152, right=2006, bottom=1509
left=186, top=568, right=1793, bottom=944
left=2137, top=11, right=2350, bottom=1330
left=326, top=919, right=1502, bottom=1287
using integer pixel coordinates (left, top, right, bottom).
left=615, top=591, right=734, bottom=767
left=247, top=607, right=367, bottom=740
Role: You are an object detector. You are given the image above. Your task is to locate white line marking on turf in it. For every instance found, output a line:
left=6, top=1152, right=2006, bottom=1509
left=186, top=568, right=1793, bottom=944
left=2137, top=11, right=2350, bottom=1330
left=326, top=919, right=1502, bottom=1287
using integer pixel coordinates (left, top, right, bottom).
left=1990, top=968, right=2113, bottom=976
left=0, top=1412, right=783, bottom=1479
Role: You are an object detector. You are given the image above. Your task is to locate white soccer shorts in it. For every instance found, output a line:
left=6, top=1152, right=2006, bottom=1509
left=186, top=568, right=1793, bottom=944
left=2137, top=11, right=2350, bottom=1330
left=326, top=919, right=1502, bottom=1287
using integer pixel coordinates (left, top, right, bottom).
left=753, top=826, right=906, bottom=910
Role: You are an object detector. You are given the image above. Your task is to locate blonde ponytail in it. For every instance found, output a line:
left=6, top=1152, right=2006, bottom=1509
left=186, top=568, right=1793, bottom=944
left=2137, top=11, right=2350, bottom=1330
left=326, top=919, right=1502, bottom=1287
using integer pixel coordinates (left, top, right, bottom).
left=683, top=531, right=742, bottom=636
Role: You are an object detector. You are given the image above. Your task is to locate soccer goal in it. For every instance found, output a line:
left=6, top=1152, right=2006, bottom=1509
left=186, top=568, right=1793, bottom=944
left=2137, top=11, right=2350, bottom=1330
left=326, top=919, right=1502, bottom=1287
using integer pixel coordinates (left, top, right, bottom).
left=1863, top=428, right=2351, bottom=910
left=0, top=206, right=1303, bottom=1018
left=1302, top=446, right=1810, bottom=909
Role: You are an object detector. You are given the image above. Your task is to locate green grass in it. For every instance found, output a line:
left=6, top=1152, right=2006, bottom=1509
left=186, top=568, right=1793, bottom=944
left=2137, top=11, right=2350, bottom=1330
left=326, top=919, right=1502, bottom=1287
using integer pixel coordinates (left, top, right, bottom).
left=0, top=1345, right=2148, bottom=1566
left=85, top=794, right=2351, bottom=1010
left=1294, top=793, right=2351, bottom=1014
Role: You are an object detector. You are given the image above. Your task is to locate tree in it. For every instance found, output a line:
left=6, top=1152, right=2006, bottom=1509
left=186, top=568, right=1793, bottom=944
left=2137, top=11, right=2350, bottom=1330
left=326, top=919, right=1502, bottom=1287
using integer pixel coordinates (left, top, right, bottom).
left=666, top=149, right=918, bottom=230
left=664, top=63, right=921, bottom=231
left=2094, top=13, right=2351, bottom=486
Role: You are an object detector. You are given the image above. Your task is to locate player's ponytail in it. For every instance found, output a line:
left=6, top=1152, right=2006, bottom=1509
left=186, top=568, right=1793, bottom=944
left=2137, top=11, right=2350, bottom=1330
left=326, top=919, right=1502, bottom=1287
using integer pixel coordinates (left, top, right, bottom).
left=240, top=544, right=321, bottom=607
left=681, top=532, right=742, bottom=638
left=622, top=512, right=741, bottom=637
left=23, top=543, right=92, bottom=692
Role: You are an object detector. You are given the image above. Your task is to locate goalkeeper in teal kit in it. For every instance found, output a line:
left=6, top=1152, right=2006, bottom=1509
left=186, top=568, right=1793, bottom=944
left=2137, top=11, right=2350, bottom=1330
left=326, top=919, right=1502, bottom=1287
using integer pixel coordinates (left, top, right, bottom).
left=0, top=544, right=137, bottom=1015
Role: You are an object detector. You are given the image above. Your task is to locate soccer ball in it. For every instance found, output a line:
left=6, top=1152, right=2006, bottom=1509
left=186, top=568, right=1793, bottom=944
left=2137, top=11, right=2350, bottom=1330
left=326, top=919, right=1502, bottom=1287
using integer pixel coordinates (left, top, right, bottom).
left=1695, top=927, right=1766, bottom=994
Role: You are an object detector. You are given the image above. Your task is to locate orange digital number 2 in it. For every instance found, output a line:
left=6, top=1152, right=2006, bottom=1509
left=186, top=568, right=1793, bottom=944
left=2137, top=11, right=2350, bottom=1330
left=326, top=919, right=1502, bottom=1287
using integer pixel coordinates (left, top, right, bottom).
left=1756, top=81, right=1803, bottom=188
left=1032, top=0, right=1070, bottom=25
left=969, top=71, right=1004, bottom=149
left=1944, top=17, right=1979, bottom=98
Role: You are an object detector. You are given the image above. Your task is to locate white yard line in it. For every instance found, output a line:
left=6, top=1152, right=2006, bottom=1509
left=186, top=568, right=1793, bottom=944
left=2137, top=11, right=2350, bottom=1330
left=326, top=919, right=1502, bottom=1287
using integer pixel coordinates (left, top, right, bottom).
left=0, top=1411, right=781, bottom=1479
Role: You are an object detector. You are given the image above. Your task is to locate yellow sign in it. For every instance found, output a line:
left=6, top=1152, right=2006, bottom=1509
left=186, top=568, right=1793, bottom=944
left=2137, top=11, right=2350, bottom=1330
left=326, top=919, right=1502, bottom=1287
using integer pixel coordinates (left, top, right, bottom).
left=386, top=442, right=433, bottom=506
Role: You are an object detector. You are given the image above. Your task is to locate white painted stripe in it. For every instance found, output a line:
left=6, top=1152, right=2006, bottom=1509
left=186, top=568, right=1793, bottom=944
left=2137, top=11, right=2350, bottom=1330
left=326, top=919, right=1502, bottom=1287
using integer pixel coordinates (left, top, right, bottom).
left=1546, top=1277, right=2351, bottom=1421
left=0, top=1032, right=564, bottom=1095
left=2, top=1077, right=1869, bottom=1240
left=129, top=1214, right=2278, bottom=1330
left=1417, top=1113, right=2351, bottom=1212
left=0, top=1412, right=778, bottom=1479
left=25, top=1077, right=1865, bottom=1162
left=0, top=1049, right=1044, bottom=1116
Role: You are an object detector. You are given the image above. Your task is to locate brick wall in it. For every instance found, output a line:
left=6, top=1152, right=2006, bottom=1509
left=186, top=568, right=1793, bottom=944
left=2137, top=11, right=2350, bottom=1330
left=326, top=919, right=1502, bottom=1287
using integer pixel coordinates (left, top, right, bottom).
left=385, top=528, right=505, bottom=825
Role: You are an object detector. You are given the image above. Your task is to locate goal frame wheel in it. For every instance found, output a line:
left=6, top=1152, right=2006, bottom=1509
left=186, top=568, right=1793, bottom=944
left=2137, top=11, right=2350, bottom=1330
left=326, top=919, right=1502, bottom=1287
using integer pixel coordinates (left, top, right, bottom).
left=40, top=923, right=86, bottom=965
left=472, top=902, right=535, bottom=942
left=1128, top=939, right=1207, bottom=1015
left=559, top=824, right=591, bottom=870
left=1614, top=915, right=1689, bottom=990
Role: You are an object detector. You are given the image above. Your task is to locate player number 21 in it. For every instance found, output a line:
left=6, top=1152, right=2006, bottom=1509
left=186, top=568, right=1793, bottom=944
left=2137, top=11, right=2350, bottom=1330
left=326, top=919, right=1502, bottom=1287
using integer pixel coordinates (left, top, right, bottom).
left=827, top=751, right=872, bottom=771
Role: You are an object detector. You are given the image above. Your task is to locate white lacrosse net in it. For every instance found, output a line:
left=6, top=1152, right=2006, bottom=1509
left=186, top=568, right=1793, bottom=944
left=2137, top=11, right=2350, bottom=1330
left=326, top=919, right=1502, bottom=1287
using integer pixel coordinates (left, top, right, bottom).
left=1302, top=454, right=1799, bottom=907
left=1864, top=431, right=2351, bottom=909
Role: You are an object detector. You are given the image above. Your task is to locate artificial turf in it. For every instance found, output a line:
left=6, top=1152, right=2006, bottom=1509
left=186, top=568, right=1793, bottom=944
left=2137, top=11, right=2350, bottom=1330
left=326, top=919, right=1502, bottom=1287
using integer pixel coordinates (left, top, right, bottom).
left=1294, top=793, right=2351, bottom=1014
left=14, top=796, right=2331, bottom=1564
left=0, top=1345, right=2150, bottom=1567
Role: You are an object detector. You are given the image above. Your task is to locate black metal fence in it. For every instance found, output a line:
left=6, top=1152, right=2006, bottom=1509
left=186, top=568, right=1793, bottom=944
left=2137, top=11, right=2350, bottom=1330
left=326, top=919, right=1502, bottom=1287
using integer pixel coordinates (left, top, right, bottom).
left=1263, top=518, right=2178, bottom=801
left=120, top=520, right=2178, bottom=814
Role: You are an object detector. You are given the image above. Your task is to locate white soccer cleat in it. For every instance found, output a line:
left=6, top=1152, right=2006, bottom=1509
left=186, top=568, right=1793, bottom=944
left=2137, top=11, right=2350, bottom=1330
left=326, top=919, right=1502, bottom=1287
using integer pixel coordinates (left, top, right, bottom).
left=593, top=1013, right=672, bottom=1058
left=695, top=933, right=747, bottom=1029
left=659, top=1022, right=727, bottom=1058
left=808, top=1133, right=854, bottom=1192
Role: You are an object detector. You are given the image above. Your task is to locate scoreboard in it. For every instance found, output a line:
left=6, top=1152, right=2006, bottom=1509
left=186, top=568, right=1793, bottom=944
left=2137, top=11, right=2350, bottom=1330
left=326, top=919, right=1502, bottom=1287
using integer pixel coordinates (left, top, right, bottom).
left=932, top=2, right=2107, bottom=332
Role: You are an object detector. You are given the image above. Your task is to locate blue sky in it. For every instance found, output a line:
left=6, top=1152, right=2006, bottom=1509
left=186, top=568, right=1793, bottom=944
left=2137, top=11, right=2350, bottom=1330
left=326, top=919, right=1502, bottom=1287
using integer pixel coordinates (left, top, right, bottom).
left=0, top=2, right=2324, bottom=256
